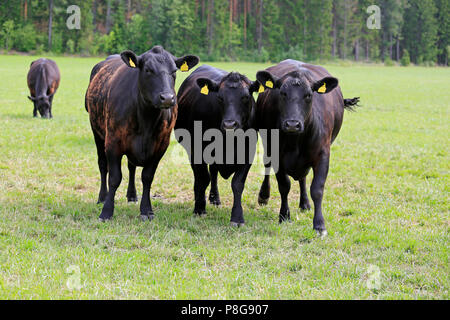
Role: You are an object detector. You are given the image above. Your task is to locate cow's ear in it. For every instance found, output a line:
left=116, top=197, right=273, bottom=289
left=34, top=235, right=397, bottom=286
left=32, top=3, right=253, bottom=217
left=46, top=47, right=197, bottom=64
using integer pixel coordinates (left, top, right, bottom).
left=175, top=55, right=200, bottom=72
left=249, top=80, right=261, bottom=94
left=312, top=77, right=338, bottom=94
left=256, top=71, right=281, bottom=90
left=120, top=50, right=140, bottom=69
left=196, top=78, right=219, bottom=96
left=28, top=96, right=36, bottom=102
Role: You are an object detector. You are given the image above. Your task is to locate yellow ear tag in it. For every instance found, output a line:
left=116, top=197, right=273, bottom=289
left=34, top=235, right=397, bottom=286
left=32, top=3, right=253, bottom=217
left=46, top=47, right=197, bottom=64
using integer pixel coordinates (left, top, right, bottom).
left=318, top=83, right=326, bottom=93
left=258, top=84, right=265, bottom=93
left=180, top=61, right=189, bottom=72
left=200, top=84, right=209, bottom=95
left=129, top=58, right=136, bottom=68
left=265, top=80, right=273, bottom=88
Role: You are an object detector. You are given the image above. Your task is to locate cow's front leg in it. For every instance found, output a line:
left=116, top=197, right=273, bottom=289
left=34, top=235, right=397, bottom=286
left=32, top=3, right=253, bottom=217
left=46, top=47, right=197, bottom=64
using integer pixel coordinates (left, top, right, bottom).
left=208, top=165, right=221, bottom=206
left=140, top=163, right=156, bottom=221
left=230, top=164, right=251, bottom=227
left=99, top=152, right=123, bottom=221
left=33, top=105, right=37, bottom=117
left=276, top=170, right=291, bottom=223
left=299, top=177, right=311, bottom=210
left=310, top=152, right=330, bottom=236
left=192, top=163, right=210, bottom=215
left=127, top=160, right=138, bottom=202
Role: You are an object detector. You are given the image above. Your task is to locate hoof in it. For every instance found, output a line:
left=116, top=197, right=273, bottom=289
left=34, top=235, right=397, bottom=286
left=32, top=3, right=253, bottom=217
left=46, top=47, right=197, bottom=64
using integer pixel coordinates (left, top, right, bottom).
left=194, top=209, right=207, bottom=216
left=230, top=221, right=245, bottom=227
left=315, top=229, right=328, bottom=238
left=98, top=216, right=111, bottom=222
left=127, top=197, right=138, bottom=203
left=209, top=199, right=221, bottom=206
left=279, top=217, right=292, bottom=224
left=140, top=214, right=154, bottom=222
left=300, top=203, right=311, bottom=211
left=258, top=195, right=269, bottom=206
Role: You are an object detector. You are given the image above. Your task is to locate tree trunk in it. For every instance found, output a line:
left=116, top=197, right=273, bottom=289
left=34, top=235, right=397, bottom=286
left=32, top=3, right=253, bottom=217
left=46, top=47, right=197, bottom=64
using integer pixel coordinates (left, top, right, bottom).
left=332, top=2, right=336, bottom=57
left=126, top=0, right=131, bottom=23
left=355, top=38, right=359, bottom=61
left=48, top=0, right=53, bottom=50
left=257, top=0, right=263, bottom=53
left=24, top=0, right=28, bottom=21
left=207, top=0, right=214, bottom=55
left=366, top=39, right=369, bottom=61
left=396, top=37, right=400, bottom=62
left=243, top=0, right=247, bottom=50
left=343, top=0, right=347, bottom=59
left=106, top=0, right=112, bottom=34
left=389, top=33, right=393, bottom=59
left=229, top=0, right=233, bottom=48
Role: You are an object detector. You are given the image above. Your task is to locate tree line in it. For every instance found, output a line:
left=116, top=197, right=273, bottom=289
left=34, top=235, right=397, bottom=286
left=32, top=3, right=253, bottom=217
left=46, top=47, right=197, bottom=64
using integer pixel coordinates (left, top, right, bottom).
left=0, top=0, right=448, bottom=65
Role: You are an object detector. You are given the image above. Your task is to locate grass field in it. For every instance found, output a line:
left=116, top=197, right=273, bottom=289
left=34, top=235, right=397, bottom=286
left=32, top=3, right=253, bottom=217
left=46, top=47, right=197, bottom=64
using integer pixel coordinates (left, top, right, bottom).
left=0, top=55, right=448, bottom=299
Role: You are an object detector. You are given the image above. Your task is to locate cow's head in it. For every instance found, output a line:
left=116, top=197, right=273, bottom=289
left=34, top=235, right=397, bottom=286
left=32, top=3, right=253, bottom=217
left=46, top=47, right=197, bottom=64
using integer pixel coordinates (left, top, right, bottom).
left=196, top=72, right=259, bottom=131
left=256, top=70, right=338, bottom=133
left=120, top=46, right=199, bottom=109
left=28, top=94, right=53, bottom=118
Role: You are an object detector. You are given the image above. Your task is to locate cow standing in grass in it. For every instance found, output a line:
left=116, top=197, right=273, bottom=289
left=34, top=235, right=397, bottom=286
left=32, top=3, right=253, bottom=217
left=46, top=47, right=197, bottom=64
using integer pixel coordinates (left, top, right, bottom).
left=255, top=59, right=359, bottom=236
left=85, top=46, right=199, bottom=221
left=175, top=65, right=260, bottom=226
left=27, top=58, right=60, bottom=118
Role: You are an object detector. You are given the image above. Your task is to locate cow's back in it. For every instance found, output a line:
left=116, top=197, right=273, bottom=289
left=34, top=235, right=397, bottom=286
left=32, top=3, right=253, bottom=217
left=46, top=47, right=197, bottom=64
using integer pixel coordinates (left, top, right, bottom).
left=27, top=58, right=60, bottom=97
left=85, top=58, right=135, bottom=138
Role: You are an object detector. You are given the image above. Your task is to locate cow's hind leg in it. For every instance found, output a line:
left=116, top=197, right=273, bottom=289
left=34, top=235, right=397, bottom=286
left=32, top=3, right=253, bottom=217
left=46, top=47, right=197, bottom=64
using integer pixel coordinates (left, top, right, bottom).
left=99, top=151, right=122, bottom=221
left=93, top=132, right=108, bottom=204
left=299, top=177, right=311, bottom=210
left=208, top=165, right=221, bottom=206
left=139, top=163, right=157, bottom=221
left=310, top=153, right=330, bottom=237
left=127, top=161, right=138, bottom=202
left=276, top=170, right=291, bottom=223
left=192, top=164, right=210, bottom=216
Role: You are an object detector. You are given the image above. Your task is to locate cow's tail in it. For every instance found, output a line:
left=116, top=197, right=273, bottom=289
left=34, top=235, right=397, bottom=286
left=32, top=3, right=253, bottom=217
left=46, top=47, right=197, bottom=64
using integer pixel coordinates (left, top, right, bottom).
left=343, top=97, right=360, bottom=111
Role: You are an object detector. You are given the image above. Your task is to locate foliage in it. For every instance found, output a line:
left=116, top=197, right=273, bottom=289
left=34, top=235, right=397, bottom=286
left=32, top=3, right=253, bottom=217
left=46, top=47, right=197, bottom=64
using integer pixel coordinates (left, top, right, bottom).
left=0, top=0, right=448, bottom=64
left=400, top=49, right=410, bottom=66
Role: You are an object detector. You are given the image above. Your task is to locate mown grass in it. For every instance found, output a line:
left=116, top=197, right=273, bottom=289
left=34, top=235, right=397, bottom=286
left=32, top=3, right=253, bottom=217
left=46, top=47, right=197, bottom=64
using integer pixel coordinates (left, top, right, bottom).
left=0, top=55, right=448, bottom=299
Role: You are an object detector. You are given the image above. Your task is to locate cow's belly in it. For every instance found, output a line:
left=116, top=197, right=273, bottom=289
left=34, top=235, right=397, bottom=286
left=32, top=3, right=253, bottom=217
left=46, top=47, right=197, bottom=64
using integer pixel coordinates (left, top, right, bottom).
left=281, top=150, right=311, bottom=181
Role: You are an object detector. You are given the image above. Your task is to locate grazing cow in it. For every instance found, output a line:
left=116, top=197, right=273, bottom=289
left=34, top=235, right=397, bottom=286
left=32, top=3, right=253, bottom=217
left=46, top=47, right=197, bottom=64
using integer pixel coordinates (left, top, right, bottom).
left=175, top=65, right=260, bottom=226
left=27, top=58, right=60, bottom=118
left=255, top=59, right=360, bottom=236
left=85, top=46, right=199, bottom=221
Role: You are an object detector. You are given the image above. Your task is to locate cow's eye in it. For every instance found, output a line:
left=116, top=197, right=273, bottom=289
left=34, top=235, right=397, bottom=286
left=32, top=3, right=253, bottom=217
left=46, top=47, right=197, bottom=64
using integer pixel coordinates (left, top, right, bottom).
left=241, top=95, right=250, bottom=103
left=145, top=68, right=153, bottom=74
left=280, top=91, right=287, bottom=97
left=217, top=96, right=224, bottom=103
left=304, top=93, right=312, bottom=101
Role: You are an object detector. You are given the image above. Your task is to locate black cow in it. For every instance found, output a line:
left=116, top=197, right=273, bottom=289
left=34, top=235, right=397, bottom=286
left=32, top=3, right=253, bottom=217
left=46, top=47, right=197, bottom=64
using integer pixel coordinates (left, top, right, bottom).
left=27, top=58, right=60, bottom=118
left=255, top=59, right=360, bottom=236
left=175, top=65, right=260, bottom=226
left=85, top=46, right=199, bottom=221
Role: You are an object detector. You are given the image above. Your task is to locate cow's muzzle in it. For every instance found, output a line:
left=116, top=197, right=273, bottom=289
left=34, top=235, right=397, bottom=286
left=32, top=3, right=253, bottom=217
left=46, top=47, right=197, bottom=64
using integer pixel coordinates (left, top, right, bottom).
left=282, top=120, right=303, bottom=133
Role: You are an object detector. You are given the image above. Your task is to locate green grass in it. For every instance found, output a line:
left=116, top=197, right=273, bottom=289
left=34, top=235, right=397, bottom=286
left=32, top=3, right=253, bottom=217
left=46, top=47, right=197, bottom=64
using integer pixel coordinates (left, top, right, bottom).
left=0, top=55, right=448, bottom=299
